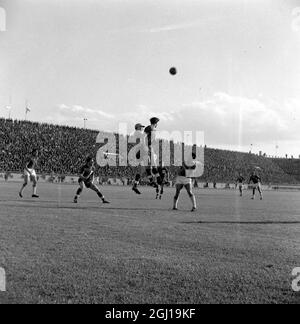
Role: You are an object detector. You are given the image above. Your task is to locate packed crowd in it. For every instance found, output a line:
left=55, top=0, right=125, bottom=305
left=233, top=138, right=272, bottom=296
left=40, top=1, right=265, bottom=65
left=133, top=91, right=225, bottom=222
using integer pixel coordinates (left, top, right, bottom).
left=0, top=118, right=299, bottom=184
left=271, top=158, right=300, bottom=182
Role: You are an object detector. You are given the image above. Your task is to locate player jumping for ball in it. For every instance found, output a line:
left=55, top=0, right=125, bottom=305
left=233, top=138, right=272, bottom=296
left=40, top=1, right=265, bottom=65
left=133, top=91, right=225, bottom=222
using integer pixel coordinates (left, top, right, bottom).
left=74, top=156, right=110, bottom=204
left=173, top=153, right=197, bottom=212
left=248, top=170, right=263, bottom=200
left=236, top=173, right=245, bottom=197
left=132, top=123, right=146, bottom=195
left=144, top=117, right=160, bottom=189
left=19, top=149, right=40, bottom=198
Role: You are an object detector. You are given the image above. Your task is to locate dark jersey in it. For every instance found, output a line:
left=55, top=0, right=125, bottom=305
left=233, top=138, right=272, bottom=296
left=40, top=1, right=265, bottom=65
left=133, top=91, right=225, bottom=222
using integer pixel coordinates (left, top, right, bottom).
left=158, top=167, right=168, bottom=180
left=79, top=164, right=94, bottom=182
left=26, top=157, right=38, bottom=169
left=236, top=176, right=245, bottom=184
left=249, top=175, right=261, bottom=184
left=144, top=125, right=155, bottom=147
left=158, top=167, right=168, bottom=177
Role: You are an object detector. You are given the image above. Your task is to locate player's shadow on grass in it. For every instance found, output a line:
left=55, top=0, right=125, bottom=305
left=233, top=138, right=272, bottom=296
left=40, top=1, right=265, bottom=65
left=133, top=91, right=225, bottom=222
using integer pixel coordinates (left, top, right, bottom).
left=181, top=221, right=300, bottom=225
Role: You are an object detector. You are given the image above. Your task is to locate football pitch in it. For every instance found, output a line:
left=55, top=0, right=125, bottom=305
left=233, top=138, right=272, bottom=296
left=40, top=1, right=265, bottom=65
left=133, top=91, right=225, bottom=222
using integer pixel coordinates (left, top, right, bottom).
left=0, top=182, right=299, bottom=304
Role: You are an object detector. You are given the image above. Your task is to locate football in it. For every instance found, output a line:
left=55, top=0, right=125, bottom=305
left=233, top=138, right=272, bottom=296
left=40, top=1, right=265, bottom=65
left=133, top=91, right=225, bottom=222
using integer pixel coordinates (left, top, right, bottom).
left=169, top=67, right=177, bottom=75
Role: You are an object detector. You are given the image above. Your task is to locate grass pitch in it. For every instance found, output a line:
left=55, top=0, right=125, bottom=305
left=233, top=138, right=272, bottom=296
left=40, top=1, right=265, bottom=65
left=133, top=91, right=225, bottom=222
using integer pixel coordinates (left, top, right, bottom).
left=0, top=182, right=299, bottom=304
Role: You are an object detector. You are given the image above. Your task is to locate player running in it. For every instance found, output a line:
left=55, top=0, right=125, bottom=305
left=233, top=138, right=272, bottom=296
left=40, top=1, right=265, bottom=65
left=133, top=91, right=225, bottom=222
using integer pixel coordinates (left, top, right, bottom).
left=144, top=117, right=160, bottom=189
left=74, top=156, right=110, bottom=204
left=236, top=173, right=245, bottom=197
left=248, top=170, right=263, bottom=200
left=173, top=153, right=197, bottom=212
left=156, top=166, right=170, bottom=200
left=19, top=149, right=39, bottom=198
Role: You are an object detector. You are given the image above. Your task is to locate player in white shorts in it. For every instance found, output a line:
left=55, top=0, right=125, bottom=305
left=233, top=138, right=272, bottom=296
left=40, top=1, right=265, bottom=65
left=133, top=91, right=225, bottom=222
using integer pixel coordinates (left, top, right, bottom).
left=19, top=149, right=39, bottom=198
left=173, top=152, right=197, bottom=212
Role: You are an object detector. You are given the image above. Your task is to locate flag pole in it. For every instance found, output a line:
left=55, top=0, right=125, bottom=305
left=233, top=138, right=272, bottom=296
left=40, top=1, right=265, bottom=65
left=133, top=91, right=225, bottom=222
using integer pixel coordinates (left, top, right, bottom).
left=25, top=99, right=30, bottom=121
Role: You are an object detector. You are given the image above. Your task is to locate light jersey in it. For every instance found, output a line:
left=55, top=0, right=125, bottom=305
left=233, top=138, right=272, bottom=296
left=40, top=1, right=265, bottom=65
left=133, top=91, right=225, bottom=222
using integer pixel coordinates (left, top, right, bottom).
left=177, top=158, right=200, bottom=178
left=185, top=160, right=201, bottom=178
left=132, top=130, right=147, bottom=147
left=26, top=157, right=38, bottom=169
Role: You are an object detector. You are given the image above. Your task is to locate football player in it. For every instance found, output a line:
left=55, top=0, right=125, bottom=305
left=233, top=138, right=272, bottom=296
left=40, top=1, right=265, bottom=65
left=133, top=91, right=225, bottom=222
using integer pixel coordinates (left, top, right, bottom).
left=236, top=173, right=245, bottom=197
left=173, top=153, right=197, bottom=212
left=248, top=170, right=263, bottom=200
left=74, top=156, right=110, bottom=204
left=144, top=117, right=160, bottom=188
left=131, top=123, right=146, bottom=195
left=19, top=149, right=39, bottom=198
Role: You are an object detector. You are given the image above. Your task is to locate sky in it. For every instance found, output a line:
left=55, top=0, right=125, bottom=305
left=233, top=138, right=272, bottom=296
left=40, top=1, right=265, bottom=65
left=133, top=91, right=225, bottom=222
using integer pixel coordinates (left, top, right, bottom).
left=0, top=0, right=300, bottom=157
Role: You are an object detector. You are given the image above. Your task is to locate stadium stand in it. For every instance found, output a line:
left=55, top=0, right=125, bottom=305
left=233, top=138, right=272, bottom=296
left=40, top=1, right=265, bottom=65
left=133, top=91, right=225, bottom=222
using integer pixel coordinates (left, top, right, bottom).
left=0, top=118, right=299, bottom=184
left=271, top=158, right=300, bottom=182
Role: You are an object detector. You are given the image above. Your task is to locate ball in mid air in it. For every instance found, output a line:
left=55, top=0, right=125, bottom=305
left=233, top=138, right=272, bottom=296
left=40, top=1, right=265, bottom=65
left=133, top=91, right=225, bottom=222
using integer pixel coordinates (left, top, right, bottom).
left=169, top=67, right=177, bottom=75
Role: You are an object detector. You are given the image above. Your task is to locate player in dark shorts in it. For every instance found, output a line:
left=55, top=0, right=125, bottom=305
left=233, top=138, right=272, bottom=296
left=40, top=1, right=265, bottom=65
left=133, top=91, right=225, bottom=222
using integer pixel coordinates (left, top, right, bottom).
left=19, top=149, right=39, bottom=198
left=74, top=156, right=110, bottom=204
left=248, top=170, right=263, bottom=200
left=144, top=117, right=160, bottom=189
left=156, top=166, right=170, bottom=200
left=236, top=173, right=245, bottom=197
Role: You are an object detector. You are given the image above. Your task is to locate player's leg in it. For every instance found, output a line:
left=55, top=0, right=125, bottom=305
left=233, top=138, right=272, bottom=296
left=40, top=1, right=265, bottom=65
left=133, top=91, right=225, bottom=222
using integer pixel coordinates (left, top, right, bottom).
left=74, top=180, right=84, bottom=203
left=173, top=184, right=183, bottom=210
left=156, top=185, right=160, bottom=199
left=252, top=185, right=256, bottom=199
left=156, top=176, right=162, bottom=199
left=19, top=173, right=29, bottom=198
left=239, top=184, right=243, bottom=197
left=185, top=183, right=197, bottom=212
left=89, top=183, right=110, bottom=204
left=31, top=173, right=39, bottom=198
left=152, top=168, right=159, bottom=188
left=159, top=183, right=164, bottom=200
left=258, top=184, right=263, bottom=200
